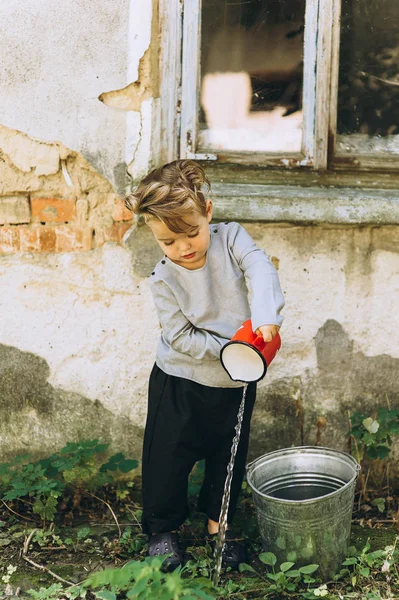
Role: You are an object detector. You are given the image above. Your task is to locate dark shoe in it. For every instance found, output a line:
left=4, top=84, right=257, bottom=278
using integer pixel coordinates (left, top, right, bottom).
left=206, top=529, right=248, bottom=569
left=148, top=532, right=183, bottom=570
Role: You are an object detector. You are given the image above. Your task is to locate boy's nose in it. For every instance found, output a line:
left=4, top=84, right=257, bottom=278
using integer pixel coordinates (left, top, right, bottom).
left=180, top=240, right=191, bottom=251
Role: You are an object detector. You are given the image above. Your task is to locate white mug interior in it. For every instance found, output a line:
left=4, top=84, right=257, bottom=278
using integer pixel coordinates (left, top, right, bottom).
left=221, top=342, right=266, bottom=382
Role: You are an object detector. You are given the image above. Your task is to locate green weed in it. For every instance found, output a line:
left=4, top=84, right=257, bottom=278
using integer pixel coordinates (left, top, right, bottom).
left=349, top=408, right=399, bottom=462
left=0, top=440, right=138, bottom=526
left=81, top=555, right=215, bottom=600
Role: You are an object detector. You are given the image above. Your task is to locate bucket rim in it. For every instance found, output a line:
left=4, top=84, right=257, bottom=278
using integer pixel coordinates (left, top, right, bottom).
left=246, top=446, right=361, bottom=505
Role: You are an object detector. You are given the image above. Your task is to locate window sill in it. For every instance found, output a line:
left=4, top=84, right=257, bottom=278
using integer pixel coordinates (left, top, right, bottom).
left=211, top=183, right=399, bottom=225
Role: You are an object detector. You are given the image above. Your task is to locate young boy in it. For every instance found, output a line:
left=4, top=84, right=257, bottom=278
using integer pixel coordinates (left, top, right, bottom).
left=125, top=159, right=284, bottom=569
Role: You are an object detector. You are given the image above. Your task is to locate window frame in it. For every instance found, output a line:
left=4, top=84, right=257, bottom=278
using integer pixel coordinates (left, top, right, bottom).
left=159, top=0, right=399, bottom=174
left=180, top=0, right=321, bottom=167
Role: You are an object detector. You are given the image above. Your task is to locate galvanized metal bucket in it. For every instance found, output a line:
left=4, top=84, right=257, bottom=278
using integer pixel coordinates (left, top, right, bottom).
left=246, top=446, right=360, bottom=580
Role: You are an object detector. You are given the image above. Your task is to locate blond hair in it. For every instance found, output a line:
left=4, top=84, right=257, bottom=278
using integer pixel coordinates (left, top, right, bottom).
left=125, top=160, right=211, bottom=233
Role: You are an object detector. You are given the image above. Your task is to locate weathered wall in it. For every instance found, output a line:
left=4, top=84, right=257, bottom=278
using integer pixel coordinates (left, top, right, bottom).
left=0, top=0, right=156, bottom=191
left=0, top=244, right=152, bottom=462
left=1, top=220, right=398, bottom=469
left=0, top=0, right=398, bottom=477
left=0, top=0, right=156, bottom=459
left=0, top=125, right=135, bottom=254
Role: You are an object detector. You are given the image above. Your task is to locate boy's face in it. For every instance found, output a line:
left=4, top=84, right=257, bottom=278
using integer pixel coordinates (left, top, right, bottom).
left=147, top=201, right=213, bottom=270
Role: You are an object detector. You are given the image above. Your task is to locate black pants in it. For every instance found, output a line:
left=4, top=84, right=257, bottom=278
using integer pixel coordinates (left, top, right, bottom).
left=141, top=364, right=256, bottom=534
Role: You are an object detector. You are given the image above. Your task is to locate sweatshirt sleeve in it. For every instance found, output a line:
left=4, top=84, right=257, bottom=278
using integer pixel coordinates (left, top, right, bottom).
left=150, top=278, right=230, bottom=360
left=228, top=223, right=285, bottom=331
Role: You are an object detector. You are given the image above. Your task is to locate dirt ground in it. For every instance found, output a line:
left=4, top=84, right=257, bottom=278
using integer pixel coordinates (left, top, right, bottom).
left=0, top=480, right=398, bottom=599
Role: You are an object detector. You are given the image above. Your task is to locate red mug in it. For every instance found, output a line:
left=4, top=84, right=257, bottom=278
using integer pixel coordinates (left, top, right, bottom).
left=220, top=320, right=281, bottom=382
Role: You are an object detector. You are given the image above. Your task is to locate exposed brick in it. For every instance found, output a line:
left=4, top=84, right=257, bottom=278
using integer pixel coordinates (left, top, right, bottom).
left=97, top=222, right=132, bottom=247
left=112, top=197, right=134, bottom=222
left=11, top=225, right=91, bottom=253
left=19, top=227, right=41, bottom=252
left=55, top=225, right=93, bottom=252
left=31, top=197, right=76, bottom=223
left=75, top=198, right=89, bottom=225
left=0, top=196, right=30, bottom=225
left=40, top=227, right=57, bottom=252
left=0, top=227, right=20, bottom=253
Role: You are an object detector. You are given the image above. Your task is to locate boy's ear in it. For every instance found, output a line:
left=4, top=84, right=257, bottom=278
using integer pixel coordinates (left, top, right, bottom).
left=206, top=199, right=213, bottom=222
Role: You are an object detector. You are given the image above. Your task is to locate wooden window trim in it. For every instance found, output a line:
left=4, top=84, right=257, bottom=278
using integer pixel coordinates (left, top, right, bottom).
left=327, top=0, right=399, bottom=172
left=210, top=182, right=399, bottom=225
left=158, top=0, right=182, bottom=165
left=179, top=0, right=326, bottom=168
left=159, top=0, right=399, bottom=177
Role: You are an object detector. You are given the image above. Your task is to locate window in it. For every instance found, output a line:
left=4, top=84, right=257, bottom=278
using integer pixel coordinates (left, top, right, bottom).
left=160, top=0, right=399, bottom=172
left=199, top=0, right=305, bottom=155
left=335, top=0, right=399, bottom=169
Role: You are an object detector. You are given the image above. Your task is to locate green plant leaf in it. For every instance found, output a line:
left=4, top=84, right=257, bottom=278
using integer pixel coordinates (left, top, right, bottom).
left=298, top=564, right=319, bottom=574
left=285, top=582, right=297, bottom=591
left=108, top=452, right=125, bottom=463
left=32, top=495, right=58, bottom=521
left=259, top=551, right=277, bottom=566
left=367, top=445, right=390, bottom=460
left=342, top=557, right=358, bottom=566
left=94, top=593, right=117, bottom=600
left=77, top=526, right=91, bottom=540
left=119, top=459, right=138, bottom=473
left=238, top=563, right=256, bottom=573
left=188, top=576, right=214, bottom=588
left=361, top=539, right=371, bottom=554
left=280, top=561, right=295, bottom=572
left=368, top=550, right=385, bottom=560
left=0, top=538, right=11, bottom=547
left=285, top=569, right=301, bottom=577
left=372, top=498, right=386, bottom=513
left=64, top=538, right=74, bottom=546
left=27, top=583, right=64, bottom=600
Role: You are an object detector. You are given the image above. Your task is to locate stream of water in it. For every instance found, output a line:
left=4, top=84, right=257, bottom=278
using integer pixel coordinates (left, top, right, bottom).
left=212, top=383, right=248, bottom=588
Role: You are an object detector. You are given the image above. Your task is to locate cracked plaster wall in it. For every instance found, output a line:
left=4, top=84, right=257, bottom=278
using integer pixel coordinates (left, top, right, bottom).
left=0, top=244, right=155, bottom=461
left=0, top=0, right=398, bottom=469
left=0, top=0, right=160, bottom=459
left=1, top=221, right=398, bottom=469
left=0, top=125, right=135, bottom=251
left=0, top=0, right=156, bottom=193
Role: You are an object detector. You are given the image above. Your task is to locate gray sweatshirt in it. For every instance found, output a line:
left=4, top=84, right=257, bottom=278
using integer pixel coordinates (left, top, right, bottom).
left=149, top=222, right=285, bottom=388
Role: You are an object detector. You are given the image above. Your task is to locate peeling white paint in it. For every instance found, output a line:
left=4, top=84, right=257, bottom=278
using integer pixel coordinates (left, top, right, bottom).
left=0, top=0, right=132, bottom=189
left=127, top=99, right=154, bottom=181
left=0, top=125, right=67, bottom=175
left=124, top=0, right=153, bottom=176
left=125, top=111, right=141, bottom=171
left=127, top=0, right=152, bottom=83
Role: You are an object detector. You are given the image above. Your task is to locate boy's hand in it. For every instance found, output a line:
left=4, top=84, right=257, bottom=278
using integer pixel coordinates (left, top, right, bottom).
left=255, top=324, right=280, bottom=343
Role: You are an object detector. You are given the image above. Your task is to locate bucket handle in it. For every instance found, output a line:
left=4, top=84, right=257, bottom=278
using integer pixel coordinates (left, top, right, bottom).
left=246, top=457, right=257, bottom=472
